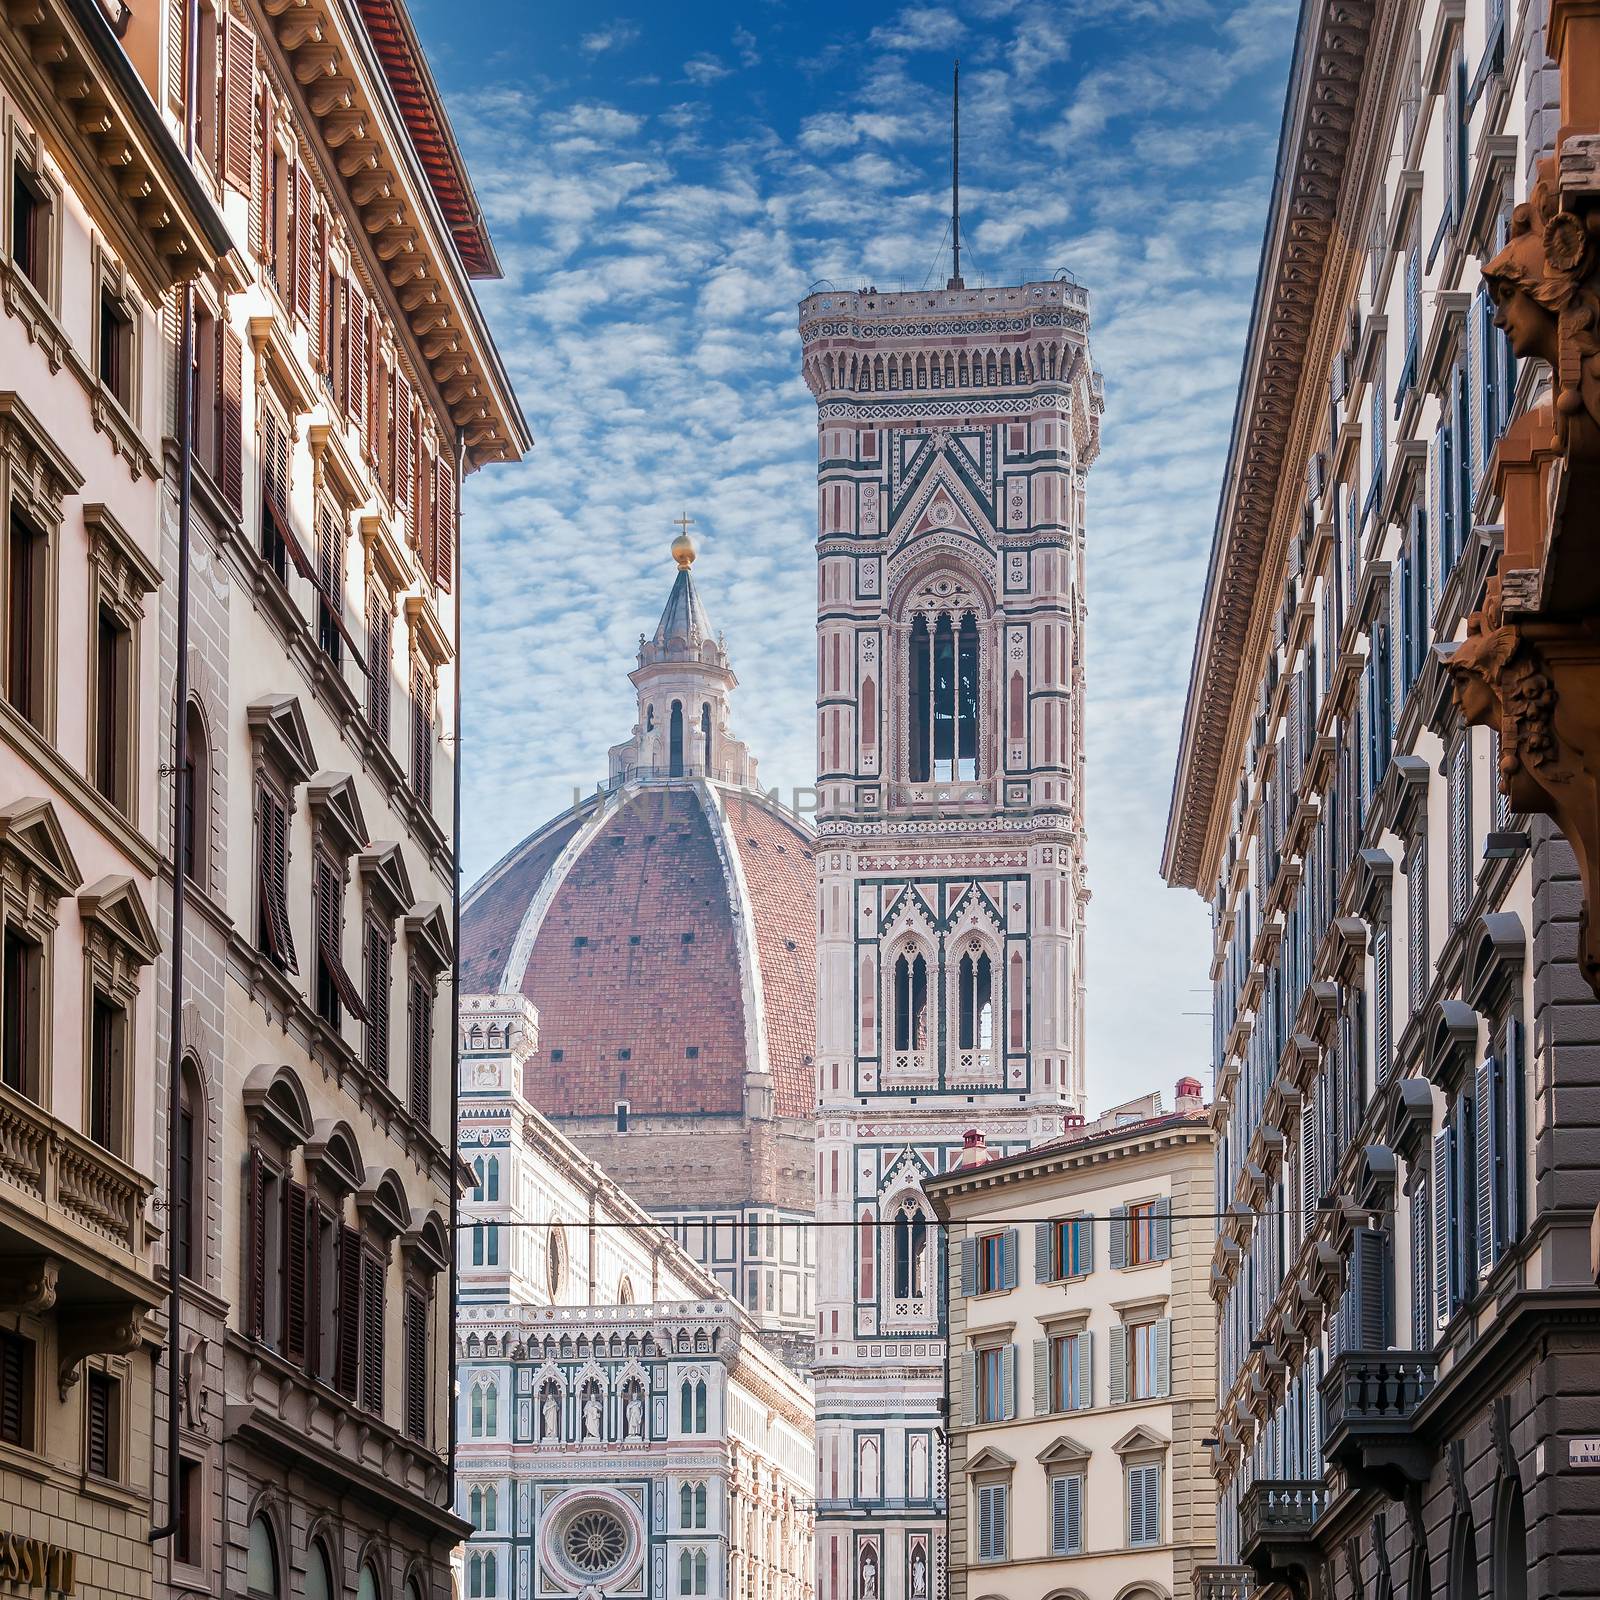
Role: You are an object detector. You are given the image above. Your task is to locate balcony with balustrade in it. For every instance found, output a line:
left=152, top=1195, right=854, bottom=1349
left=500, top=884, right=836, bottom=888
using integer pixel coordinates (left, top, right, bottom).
left=1321, top=1348, right=1437, bottom=1497
left=1194, top=1566, right=1257, bottom=1600
left=1239, top=1480, right=1328, bottom=1596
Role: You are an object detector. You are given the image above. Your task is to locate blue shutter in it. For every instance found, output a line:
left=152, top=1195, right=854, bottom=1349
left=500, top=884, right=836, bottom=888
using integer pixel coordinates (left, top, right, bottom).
left=963, top=1352, right=977, bottom=1426
left=1076, top=1215, right=1094, bottom=1274
left=1155, top=1317, right=1171, bottom=1397
left=1001, top=1228, right=1018, bottom=1291
left=961, top=1238, right=977, bottom=1297
left=1152, top=1197, right=1172, bottom=1261
left=1052, top=1473, right=1070, bottom=1554
left=1033, top=1338, right=1049, bottom=1415
left=1412, top=1175, right=1432, bottom=1350
left=1353, top=1225, right=1389, bottom=1349
left=1077, top=1331, right=1093, bottom=1410
left=1374, top=921, right=1392, bottom=1083
left=1109, top=1205, right=1128, bottom=1269
left=1109, top=1325, right=1127, bottom=1405
left=1503, top=1016, right=1523, bottom=1245
left=1433, top=1130, right=1452, bottom=1327
left=1035, top=1221, right=1053, bottom=1283
left=1476, top=1056, right=1496, bottom=1278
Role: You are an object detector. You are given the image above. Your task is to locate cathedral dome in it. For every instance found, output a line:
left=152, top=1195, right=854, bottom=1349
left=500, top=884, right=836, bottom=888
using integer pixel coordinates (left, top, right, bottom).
left=460, top=780, right=816, bottom=1121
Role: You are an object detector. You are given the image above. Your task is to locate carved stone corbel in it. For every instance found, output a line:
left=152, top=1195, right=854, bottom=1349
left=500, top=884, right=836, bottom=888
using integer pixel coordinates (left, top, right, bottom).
left=0, top=1255, right=59, bottom=1314
left=58, top=1305, right=146, bottom=1399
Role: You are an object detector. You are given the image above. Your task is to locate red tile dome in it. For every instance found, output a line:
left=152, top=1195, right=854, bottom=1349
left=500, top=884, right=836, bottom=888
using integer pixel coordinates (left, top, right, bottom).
left=461, top=780, right=816, bottom=1123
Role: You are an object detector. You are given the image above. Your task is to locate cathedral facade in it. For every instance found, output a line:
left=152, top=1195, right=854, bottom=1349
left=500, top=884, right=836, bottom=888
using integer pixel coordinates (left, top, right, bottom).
left=800, top=275, right=1101, bottom=1600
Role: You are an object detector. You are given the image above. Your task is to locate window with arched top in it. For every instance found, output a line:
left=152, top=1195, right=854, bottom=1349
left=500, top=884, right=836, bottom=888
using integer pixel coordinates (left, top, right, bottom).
left=303, top=1540, right=332, bottom=1600
left=680, top=1377, right=708, bottom=1434
left=1493, top=1481, right=1527, bottom=1600
left=618, top=1276, right=634, bottom=1305
left=176, top=1056, right=203, bottom=1283
left=700, top=703, right=712, bottom=770
left=356, top=1565, right=380, bottom=1600
left=470, top=1380, right=498, bottom=1438
left=406, top=1581, right=425, bottom=1600
left=680, top=1480, right=708, bottom=1528
left=669, top=702, right=684, bottom=777
left=1450, top=1513, right=1479, bottom=1600
left=180, top=698, right=209, bottom=887
left=892, top=949, right=929, bottom=1054
left=893, top=1200, right=929, bottom=1300
left=547, top=1226, right=566, bottom=1296
left=471, top=1156, right=485, bottom=1200
left=908, top=610, right=980, bottom=781
left=678, top=1547, right=709, bottom=1596
left=957, top=948, right=994, bottom=1051
left=486, top=1156, right=499, bottom=1202
left=246, top=1515, right=280, bottom=1599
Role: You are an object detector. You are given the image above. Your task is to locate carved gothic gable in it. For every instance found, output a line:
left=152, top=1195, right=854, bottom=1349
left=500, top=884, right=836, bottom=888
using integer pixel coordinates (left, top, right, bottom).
left=879, top=884, right=937, bottom=938
left=945, top=881, right=1004, bottom=934
left=889, top=428, right=996, bottom=527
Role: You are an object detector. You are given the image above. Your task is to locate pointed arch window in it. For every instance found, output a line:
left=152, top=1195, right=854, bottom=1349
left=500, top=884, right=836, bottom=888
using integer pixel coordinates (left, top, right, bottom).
left=893, top=1200, right=929, bottom=1300
left=680, top=1376, right=708, bottom=1433
left=958, top=949, right=993, bottom=1051
left=680, top=1480, right=708, bottom=1528
left=669, top=701, right=685, bottom=777
left=893, top=949, right=929, bottom=1052
left=909, top=612, right=979, bottom=781
left=700, top=703, right=712, bottom=771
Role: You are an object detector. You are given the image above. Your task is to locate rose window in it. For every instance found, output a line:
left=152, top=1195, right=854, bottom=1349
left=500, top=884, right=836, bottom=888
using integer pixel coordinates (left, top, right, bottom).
left=563, top=1510, right=628, bottom=1575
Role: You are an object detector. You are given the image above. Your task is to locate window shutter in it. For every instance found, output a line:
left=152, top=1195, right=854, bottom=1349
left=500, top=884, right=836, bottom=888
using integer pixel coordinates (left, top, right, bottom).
left=434, top=454, right=456, bottom=592
left=1152, top=1197, right=1172, bottom=1260
left=392, top=369, right=413, bottom=514
left=220, top=323, right=243, bottom=512
left=962, top=1352, right=976, bottom=1426
left=1001, top=1228, right=1018, bottom=1290
left=1433, top=1129, right=1452, bottom=1326
left=223, top=12, right=255, bottom=189
left=961, top=1237, right=977, bottom=1297
left=1128, top=1464, right=1146, bottom=1545
left=408, top=978, right=431, bottom=1122
left=1300, top=1100, right=1319, bottom=1218
left=1076, top=1331, right=1092, bottom=1410
left=166, top=0, right=187, bottom=113
left=294, top=162, right=311, bottom=319
left=85, top=1369, right=111, bottom=1477
left=404, top=1288, right=428, bottom=1442
left=1475, top=1056, right=1496, bottom=1277
left=309, top=214, right=325, bottom=370
left=247, top=1149, right=266, bottom=1340
left=1155, top=1317, right=1171, bottom=1397
left=1503, top=1017, right=1522, bottom=1243
left=1374, top=921, right=1392, bottom=1083
left=1109, top=1204, right=1128, bottom=1269
left=269, top=790, right=296, bottom=972
left=1468, top=293, right=1485, bottom=490
left=359, top=1250, right=385, bottom=1413
left=367, top=594, right=392, bottom=742
left=1034, top=1221, right=1052, bottom=1283
left=283, top=1178, right=309, bottom=1362
left=1051, top=1472, right=1070, bottom=1554
left=1033, top=1339, right=1048, bottom=1415
left=336, top=1224, right=362, bottom=1397
left=1353, top=1225, right=1389, bottom=1349
left=994, top=1484, right=1008, bottom=1558
left=1076, top=1215, right=1093, bottom=1274
left=1001, top=1342, right=1016, bottom=1420
left=1412, top=1175, right=1432, bottom=1349
left=364, top=921, right=390, bottom=1080
left=347, top=284, right=368, bottom=427
left=1109, top=1324, right=1127, bottom=1405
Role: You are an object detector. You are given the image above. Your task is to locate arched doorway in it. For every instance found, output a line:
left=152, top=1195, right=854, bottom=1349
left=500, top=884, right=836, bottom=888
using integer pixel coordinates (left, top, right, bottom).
left=1492, top=1480, right=1527, bottom=1600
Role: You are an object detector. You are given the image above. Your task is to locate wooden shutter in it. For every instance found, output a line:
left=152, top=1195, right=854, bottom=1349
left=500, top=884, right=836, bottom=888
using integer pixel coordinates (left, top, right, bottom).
left=1475, top=1056, right=1496, bottom=1278
left=1109, top=1205, right=1128, bottom=1269
left=167, top=0, right=189, bottom=114
left=283, top=1178, right=309, bottom=1362
left=1075, top=1215, right=1093, bottom=1273
left=1411, top=1175, right=1431, bottom=1348
left=359, top=1250, right=384, bottom=1413
left=1374, top=921, right=1392, bottom=1083
left=1155, top=1317, right=1171, bottom=1397
left=306, top=1203, right=324, bottom=1381
left=408, top=976, right=431, bottom=1121
left=1503, top=1017, right=1522, bottom=1243
left=1076, top=1330, right=1092, bottom=1410
left=1300, top=1101, right=1319, bottom=1221
left=961, top=1352, right=976, bottom=1426
left=1000, top=1228, right=1017, bottom=1290
left=1032, top=1339, right=1048, bottom=1415
left=1152, top=1196, right=1172, bottom=1260
left=220, top=323, right=243, bottom=511
left=1033, top=1222, right=1052, bottom=1283
left=347, top=283, right=368, bottom=427
left=393, top=369, right=413, bottom=519
left=404, top=1287, right=428, bottom=1442
left=1109, top=1324, right=1127, bottom=1405
left=293, top=162, right=311, bottom=319
left=1432, top=1129, right=1452, bottom=1326
left=434, top=453, right=455, bottom=592
left=85, top=1369, right=111, bottom=1477
left=309, top=213, right=325, bottom=370
left=247, top=1149, right=267, bottom=1340
left=1000, top=1342, right=1016, bottom=1420
left=364, top=920, right=390, bottom=1079
left=1353, top=1225, right=1389, bottom=1349
left=0, top=1331, right=24, bottom=1445
left=960, top=1238, right=976, bottom=1297
left=336, top=1224, right=362, bottom=1397
left=223, top=11, right=255, bottom=189
left=1128, top=1463, right=1146, bottom=1545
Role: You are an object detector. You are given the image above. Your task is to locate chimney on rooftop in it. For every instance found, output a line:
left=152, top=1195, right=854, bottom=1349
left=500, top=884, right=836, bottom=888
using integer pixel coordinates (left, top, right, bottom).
left=958, top=1128, right=990, bottom=1167
left=1063, top=1111, right=1087, bottom=1134
left=1176, top=1076, right=1204, bottom=1114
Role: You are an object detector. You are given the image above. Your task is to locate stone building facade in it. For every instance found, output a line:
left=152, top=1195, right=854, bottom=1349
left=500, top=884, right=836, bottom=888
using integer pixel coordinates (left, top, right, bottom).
left=925, top=1085, right=1217, bottom=1600
left=798, top=274, right=1102, bottom=1600
left=455, top=992, right=815, bottom=1600
left=0, top=1, right=228, bottom=1595
left=1162, top=1, right=1596, bottom=1597
left=138, top=0, right=526, bottom=1595
left=460, top=545, right=817, bottom=1363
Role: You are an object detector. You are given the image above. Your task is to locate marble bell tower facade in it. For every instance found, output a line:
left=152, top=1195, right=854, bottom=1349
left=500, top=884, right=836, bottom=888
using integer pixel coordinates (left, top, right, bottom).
left=800, top=274, right=1102, bottom=1600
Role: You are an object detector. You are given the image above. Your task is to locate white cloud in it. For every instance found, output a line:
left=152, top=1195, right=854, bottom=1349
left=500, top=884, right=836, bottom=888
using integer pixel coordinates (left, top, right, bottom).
left=868, top=5, right=966, bottom=50
left=682, top=53, right=732, bottom=84
left=580, top=20, right=639, bottom=54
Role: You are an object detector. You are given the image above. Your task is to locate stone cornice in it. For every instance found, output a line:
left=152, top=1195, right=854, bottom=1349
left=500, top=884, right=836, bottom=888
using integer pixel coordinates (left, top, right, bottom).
left=1163, top=0, right=1384, bottom=893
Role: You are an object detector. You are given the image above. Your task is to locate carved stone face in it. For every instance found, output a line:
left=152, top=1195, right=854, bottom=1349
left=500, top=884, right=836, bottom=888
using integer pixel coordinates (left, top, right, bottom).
left=1488, top=279, right=1559, bottom=366
left=1448, top=663, right=1496, bottom=727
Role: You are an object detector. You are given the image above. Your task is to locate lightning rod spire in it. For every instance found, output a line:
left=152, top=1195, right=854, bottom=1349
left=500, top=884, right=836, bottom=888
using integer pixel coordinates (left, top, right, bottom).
left=948, top=59, right=964, bottom=290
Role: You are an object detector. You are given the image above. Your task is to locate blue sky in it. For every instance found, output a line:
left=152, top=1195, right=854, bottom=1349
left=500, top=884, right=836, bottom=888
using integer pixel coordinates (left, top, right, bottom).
left=412, top=0, right=1297, bottom=1112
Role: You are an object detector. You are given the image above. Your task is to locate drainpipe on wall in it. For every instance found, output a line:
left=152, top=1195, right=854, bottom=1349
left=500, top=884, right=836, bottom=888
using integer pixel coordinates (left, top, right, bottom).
left=447, top=423, right=464, bottom=1516
left=149, top=0, right=198, bottom=1549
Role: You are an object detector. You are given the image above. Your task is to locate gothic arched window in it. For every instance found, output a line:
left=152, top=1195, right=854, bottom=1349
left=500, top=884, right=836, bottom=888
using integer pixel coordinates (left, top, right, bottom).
left=958, top=949, right=994, bottom=1051
left=700, top=703, right=712, bottom=771
left=893, top=1200, right=929, bottom=1299
left=893, top=950, right=928, bottom=1052
left=680, top=1377, right=708, bottom=1434
left=486, top=1156, right=499, bottom=1202
left=669, top=701, right=685, bottom=777
left=908, top=611, right=979, bottom=782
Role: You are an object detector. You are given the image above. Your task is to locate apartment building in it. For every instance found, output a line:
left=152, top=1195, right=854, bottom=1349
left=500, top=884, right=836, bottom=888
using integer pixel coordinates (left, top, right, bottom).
left=0, top=0, right=229, bottom=1594
left=139, top=0, right=525, bottom=1594
left=455, top=993, right=815, bottom=1600
left=925, top=1086, right=1216, bottom=1600
left=1163, top=2, right=1598, bottom=1597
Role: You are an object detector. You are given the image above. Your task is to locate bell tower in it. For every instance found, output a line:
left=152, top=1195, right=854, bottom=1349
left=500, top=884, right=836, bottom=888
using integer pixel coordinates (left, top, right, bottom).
left=802, top=271, right=1101, bottom=1600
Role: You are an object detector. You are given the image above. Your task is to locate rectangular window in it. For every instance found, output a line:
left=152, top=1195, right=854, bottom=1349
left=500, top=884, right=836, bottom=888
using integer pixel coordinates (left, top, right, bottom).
left=88, top=991, right=126, bottom=1155
left=259, top=407, right=294, bottom=582
left=98, top=285, right=133, bottom=412
left=7, top=507, right=48, bottom=730
left=1, top=924, right=43, bottom=1099
left=1050, top=1471, right=1083, bottom=1556
left=84, top=1367, right=119, bottom=1479
left=976, top=1231, right=1009, bottom=1294
left=976, top=1482, right=1008, bottom=1562
left=975, top=1345, right=1008, bottom=1424
left=93, top=604, right=133, bottom=813
left=0, top=1328, right=33, bottom=1448
left=1049, top=1332, right=1084, bottom=1412
left=174, top=1455, right=202, bottom=1566
left=255, top=781, right=295, bottom=971
left=11, top=163, right=50, bottom=294
left=1053, top=1215, right=1091, bottom=1278
left=1127, top=1201, right=1156, bottom=1265
left=1129, top=1319, right=1170, bottom=1400
left=313, top=852, right=365, bottom=1030
left=1128, top=1463, right=1162, bottom=1547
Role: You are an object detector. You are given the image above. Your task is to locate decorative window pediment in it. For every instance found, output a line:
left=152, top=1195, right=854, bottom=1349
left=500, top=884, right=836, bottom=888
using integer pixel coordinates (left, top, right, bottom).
left=303, top=1117, right=365, bottom=1194
left=1426, top=998, right=1479, bottom=1085
left=404, top=594, right=452, bottom=668
left=306, top=771, right=369, bottom=859
left=308, top=423, right=365, bottom=512
left=1112, top=1424, right=1170, bottom=1458
left=0, top=796, right=82, bottom=903
left=0, top=392, right=84, bottom=528
left=358, top=841, right=415, bottom=920
left=83, top=504, right=159, bottom=622
left=400, top=1206, right=449, bottom=1275
left=241, top=1062, right=314, bottom=1148
left=405, top=900, right=452, bottom=977
left=247, top=315, right=317, bottom=424
left=1464, top=912, right=1525, bottom=1014
left=355, top=1165, right=410, bottom=1239
left=964, top=1445, right=1016, bottom=1476
left=1035, top=1435, right=1091, bottom=1469
left=359, top=513, right=414, bottom=596
left=247, top=694, right=318, bottom=785
left=78, top=875, right=159, bottom=990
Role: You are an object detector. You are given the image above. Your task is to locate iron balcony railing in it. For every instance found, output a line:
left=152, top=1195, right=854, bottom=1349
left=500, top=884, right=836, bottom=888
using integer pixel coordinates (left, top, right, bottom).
left=1238, top=1480, right=1328, bottom=1559
left=1194, top=1566, right=1257, bottom=1600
